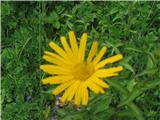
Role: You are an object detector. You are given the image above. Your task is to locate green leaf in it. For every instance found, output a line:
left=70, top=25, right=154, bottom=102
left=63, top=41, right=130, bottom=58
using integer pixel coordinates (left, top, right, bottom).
left=45, top=11, right=60, bottom=29
left=120, top=62, right=135, bottom=73
left=107, top=79, right=144, bottom=120
left=146, top=55, right=155, bottom=69
left=128, top=103, right=144, bottom=120
left=127, top=79, right=137, bottom=92
left=43, top=106, right=50, bottom=120
left=125, top=47, right=144, bottom=53
left=119, top=79, right=160, bottom=107
left=90, top=94, right=111, bottom=114
left=119, top=87, right=142, bottom=107
left=107, top=79, right=128, bottom=95
left=143, top=79, right=160, bottom=90
left=1, top=3, right=13, bottom=16
left=135, top=68, right=158, bottom=78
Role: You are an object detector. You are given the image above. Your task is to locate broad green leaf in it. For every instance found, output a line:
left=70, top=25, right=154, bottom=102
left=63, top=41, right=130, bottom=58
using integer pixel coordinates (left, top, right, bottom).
left=45, top=11, right=60, bottom=29
left=127, top=79, right=137, bottom=92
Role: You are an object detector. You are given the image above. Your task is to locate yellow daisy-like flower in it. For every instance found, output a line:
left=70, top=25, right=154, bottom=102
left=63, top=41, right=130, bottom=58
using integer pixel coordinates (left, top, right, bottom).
left=40, top=31, right=123, bottom=106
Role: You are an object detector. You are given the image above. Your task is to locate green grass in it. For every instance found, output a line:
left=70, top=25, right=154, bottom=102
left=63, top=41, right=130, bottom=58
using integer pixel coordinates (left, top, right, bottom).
left=1, top=1, right=160, bottom=120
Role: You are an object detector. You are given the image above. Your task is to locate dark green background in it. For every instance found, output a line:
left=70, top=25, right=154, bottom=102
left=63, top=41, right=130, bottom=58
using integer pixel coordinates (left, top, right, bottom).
left=1, top=1, right=160, bottom=120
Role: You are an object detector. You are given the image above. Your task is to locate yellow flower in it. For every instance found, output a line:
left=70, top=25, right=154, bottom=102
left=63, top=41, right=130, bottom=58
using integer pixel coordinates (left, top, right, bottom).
left=40, top=31, right=123, bottom=106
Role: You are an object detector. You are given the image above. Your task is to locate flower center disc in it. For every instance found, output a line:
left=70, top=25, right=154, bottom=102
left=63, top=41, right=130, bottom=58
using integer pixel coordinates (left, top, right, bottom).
left=72, top=62, right=95, bottom=81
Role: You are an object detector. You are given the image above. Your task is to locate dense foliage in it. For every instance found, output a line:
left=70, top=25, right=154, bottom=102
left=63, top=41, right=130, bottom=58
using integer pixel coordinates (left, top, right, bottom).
left=1, top=1, right=160, bottom=120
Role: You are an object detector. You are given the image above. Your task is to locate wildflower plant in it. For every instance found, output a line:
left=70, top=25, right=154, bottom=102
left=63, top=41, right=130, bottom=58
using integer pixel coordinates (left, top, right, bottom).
left=40, top=31, right=123, bottom=105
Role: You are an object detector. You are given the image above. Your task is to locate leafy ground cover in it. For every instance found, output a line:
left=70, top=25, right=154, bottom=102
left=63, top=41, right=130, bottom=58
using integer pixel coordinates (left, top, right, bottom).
left=1, top=1, right=160, bottom=120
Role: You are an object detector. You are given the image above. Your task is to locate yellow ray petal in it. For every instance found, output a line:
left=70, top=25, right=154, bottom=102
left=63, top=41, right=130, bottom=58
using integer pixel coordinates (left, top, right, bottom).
left=95, top=54, right=123, bottom=69
left=67, top=80, right=80, bottom=101
left=74, top=82, right=83, bottom=106
left=82, top=84, right=88, bottom=105
left=94, top=66, right=123, bottom=78
left=92, top=80, right=104, bottom=93
left=42, top=55, right=71, bottom=68
left=61, top=83, right=75, bottom=103
left=61, top=90, right=69, bottom=103
left=93, top=47, right=107, bottom=65
left=86, top=79, right=102, bottom=94
left=41, top=75, right=73, bottom=84
left=90, top=76, right=109, bottom=88
left=69, top=31, right=79, bottom=55
left=44, top=51, right=71, bottom=65
left=79, top=33, right=87, bottom=62
left=40, top=65, right=71, bottom=75
left=60, top=36, right=72, bottom=54
left=87, top=41, right=98, bottom=64
left=60, top=36, right=75, bottom=62
left=82, top=89, right=89, bottom=105
left=49, top=41, right=69, bottom=61
left=52, top=79, right=75, bottom=95
left=99, top=87, right=105, bottom=94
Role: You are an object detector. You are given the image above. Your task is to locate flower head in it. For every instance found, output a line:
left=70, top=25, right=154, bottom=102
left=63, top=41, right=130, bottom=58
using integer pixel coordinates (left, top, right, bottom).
left=40, top=31, right=123, bottom=106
